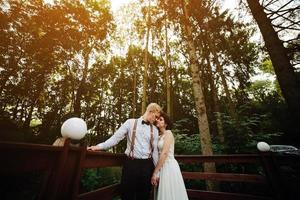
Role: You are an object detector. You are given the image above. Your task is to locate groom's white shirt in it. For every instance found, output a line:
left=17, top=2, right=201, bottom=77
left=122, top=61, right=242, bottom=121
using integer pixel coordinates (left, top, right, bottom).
left=97, top=117, right=159, bottom=165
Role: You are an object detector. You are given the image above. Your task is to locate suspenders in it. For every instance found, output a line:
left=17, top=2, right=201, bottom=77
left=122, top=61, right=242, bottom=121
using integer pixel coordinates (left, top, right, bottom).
left=128, top=119, right=154, bottom=159
left=149, top=125, right=154, bottom=157
left=129, top=119, right=138, bottom=158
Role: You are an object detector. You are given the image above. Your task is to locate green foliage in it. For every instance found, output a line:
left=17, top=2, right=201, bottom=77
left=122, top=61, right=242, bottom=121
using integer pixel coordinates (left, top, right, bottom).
left=222, top=110, right=283, bottom=153
left=0, top=0, right=297, bottom=149
left=260, top=58, right=275, bottom=75
left=172, top=118, right=200, bottom=154
left=0, top=0, right=299, bottom=198
left=174, top=132, right=201, bottom=154
left=81, top=167, right=121, bottom=192
left=247, top=80, right=276, bottom=102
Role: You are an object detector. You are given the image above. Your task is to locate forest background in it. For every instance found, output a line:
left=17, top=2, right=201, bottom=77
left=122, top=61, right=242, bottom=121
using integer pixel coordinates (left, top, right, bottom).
left=1, top=0, right=299, bottom=196
left=1, top=0, right=299, bottom=153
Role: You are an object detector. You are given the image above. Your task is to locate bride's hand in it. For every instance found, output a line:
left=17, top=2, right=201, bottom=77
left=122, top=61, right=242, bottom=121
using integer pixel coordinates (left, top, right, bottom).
left=151, top=174, right=159, bottom=186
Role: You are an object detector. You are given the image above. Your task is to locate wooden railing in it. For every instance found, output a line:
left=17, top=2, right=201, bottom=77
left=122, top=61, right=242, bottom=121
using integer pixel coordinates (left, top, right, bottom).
left=177, top=155, right=275, bottom=200
left=0, top=139, right=296, bottom=200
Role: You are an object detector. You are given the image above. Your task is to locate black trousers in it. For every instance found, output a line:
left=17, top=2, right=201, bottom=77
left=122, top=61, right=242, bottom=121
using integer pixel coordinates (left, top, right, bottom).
left=121, top=157, right=154, bottom=200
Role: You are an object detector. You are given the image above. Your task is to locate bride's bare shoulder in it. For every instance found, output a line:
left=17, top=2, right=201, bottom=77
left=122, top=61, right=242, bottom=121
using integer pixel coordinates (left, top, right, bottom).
left=165, top=130, right=174, bottom=138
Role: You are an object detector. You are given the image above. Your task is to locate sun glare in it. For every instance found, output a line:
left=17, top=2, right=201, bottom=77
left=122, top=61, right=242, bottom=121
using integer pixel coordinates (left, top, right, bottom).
left=110, top=0, right=131, bottom=11
left=45, top=0, right=238, bottom=12
left=222, top=0, right=239, bottom=10
left=44, top=0, right=131, bottom=11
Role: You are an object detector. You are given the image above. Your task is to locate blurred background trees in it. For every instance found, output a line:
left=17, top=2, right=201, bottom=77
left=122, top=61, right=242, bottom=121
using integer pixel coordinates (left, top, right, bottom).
left=0, top=0, right=299, bottom=153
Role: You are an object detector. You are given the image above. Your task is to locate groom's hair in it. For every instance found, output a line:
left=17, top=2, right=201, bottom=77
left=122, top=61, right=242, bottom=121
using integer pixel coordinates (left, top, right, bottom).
left=160, top=111, right=173, bottom=130
left=146, top=103, right=162, bottom=113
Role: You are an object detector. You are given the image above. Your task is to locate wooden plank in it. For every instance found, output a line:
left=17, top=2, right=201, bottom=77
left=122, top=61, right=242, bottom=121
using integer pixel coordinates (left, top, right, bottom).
left=78, top=183, right=121, bottom=200
left=176, top=154, right=261, bottom=164
left=0, top=141, right=63, bottom=151
left=0, top=142, right=62, bottom=173
left=44, top=138, right=70, bottom=200
left=182, top=172, right=267, bottom=183
left=187, top=189, right=273, bottom=200
left=72, top=145, right=87, bottom=199
left=0, top=142, right=282, bottom=200
left=54, top=145, right=86, bottom=199
left=83, top=151, right=126, bottom=168
left=259, top=153, right=286, bottom=200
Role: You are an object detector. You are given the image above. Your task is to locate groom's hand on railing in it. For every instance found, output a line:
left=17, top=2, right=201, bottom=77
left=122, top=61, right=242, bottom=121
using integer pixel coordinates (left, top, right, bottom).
left=87, top=146, right=101, bottom=151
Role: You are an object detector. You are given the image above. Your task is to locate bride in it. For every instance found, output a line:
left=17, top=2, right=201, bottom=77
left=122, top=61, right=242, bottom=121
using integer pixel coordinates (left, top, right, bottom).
left=151, top=111, right=189, bottom=200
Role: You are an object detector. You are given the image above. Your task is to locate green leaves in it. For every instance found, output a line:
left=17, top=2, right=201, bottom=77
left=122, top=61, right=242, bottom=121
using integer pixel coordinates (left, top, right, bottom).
left=221, top=111, right=283, bottom=153
left=81, top=168, right=121, bottom=192
left=260, top=58, right=275, bottom=75
left=0, top=0, right=292, bottom=149
left=174, top=132, right=201, bottom=154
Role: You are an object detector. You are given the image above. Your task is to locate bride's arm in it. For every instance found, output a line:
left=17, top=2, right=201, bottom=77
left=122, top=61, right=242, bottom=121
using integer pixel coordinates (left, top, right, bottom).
left=151, top=131, right=174, bottom=185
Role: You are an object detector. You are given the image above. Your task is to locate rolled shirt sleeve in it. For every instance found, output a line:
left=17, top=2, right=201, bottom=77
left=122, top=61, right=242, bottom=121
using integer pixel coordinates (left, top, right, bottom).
left=96, top=118, right=159, bottom=168
left=97, top=119, right=130, bottom=150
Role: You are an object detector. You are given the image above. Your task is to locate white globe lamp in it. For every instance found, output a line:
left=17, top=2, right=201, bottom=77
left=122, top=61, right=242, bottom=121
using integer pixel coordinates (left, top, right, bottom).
left=61, top=117, right=87, bottom=140
left=257, top=141, right=270, bottom=152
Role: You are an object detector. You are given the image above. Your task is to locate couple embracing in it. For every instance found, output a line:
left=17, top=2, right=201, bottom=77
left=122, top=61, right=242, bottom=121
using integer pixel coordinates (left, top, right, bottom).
left=88, top=103, right=189, bottom=200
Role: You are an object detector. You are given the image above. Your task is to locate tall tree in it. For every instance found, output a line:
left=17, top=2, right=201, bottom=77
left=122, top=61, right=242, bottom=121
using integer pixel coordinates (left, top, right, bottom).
left=112, top=2, right=144, bottom=117
left=204, top=52, right=224, bottom=143
left=181, top=0, right=216, bottom=190
left=246, top=0, right=300, bottom=118
left=141, top=0, right=151, bottom=114
left=163, top=6, right=172, bottom=117
left=67, top=0, right=114, bottom=116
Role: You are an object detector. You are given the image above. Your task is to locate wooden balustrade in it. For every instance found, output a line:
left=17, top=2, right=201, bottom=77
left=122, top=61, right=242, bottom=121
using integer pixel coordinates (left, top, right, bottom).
left=1, top=140, right=295, bottom=200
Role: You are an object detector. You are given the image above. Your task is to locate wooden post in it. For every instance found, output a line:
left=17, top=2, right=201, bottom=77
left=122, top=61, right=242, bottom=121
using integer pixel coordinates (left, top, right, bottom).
left=72, top=144, right=87, bottom=199
left=57, top=141, right=86, bottom=199
left=259, top=152, right=285, bottom=200
left=44, top=138, right=71, bottom=200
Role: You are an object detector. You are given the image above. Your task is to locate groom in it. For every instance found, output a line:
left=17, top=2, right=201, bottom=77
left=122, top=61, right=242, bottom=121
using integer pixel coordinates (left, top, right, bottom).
left=87, top=103, right=161, bottom=200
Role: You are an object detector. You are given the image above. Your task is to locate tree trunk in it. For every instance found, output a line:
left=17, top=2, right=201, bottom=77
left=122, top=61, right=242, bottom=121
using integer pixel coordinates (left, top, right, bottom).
left=132, top=60, right=137, bottom=118
left=205, top=55, right=225, bottom=143
left=23, top=103, right=34, bottom=132
left=142, top=0, right=151, bottom=114
left=246, top=0, right=300, bottom=115
left=20, top=100, right=26, bottom=121
left=165, top=14, right=172, bottom=117
left=206, top=33, right=237, bottom=119
left=12, top=99, right=20, bottom=120
left=74, top=49, right=90, bottom=116
left=181, top=0, right=217, bottom=191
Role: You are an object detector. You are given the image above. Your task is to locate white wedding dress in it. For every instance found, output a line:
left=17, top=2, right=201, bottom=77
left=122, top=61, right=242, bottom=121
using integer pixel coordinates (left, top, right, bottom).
left=155, top=132, right=189, bottom=200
